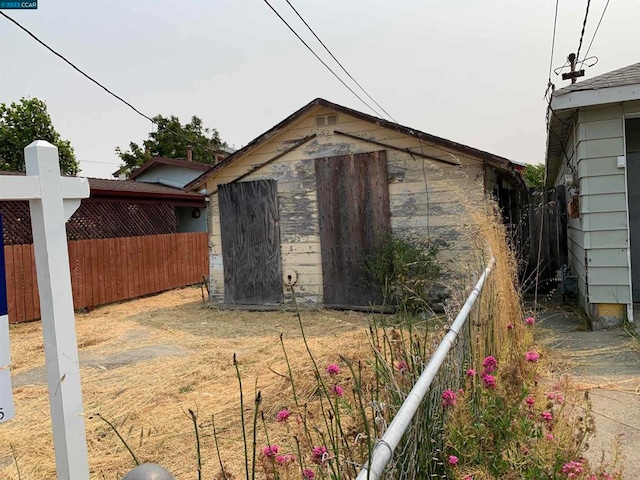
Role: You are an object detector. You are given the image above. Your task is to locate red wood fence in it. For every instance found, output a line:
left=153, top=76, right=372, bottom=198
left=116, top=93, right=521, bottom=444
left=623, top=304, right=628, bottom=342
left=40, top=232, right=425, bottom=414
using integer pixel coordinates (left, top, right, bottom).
left=3, top=232, right=208, bottom=323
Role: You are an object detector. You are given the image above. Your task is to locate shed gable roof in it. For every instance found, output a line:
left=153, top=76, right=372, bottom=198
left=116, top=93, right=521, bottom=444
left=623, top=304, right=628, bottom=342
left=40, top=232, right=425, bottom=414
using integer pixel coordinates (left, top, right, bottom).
left=185, top=98, right=522, bottom=191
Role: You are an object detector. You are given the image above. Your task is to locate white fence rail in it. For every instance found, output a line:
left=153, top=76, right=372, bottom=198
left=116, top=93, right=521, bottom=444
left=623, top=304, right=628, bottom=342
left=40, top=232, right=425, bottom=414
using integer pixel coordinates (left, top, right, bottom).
left=356, top=256, right=496, bottom=480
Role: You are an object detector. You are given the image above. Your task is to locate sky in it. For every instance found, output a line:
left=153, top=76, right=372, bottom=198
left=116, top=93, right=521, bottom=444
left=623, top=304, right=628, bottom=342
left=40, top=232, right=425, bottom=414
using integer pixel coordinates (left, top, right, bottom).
left=1, top=0, right=638, bottom=179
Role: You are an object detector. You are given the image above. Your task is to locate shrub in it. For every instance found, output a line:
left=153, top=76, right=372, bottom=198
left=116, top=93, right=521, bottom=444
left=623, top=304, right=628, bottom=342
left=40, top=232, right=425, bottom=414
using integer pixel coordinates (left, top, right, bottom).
left=362, top=234, right=445, bottom=314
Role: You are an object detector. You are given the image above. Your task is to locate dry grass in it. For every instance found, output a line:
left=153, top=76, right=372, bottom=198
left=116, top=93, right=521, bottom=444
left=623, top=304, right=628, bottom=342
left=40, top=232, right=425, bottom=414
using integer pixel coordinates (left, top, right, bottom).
left=1, top=288, right=374, bottom=480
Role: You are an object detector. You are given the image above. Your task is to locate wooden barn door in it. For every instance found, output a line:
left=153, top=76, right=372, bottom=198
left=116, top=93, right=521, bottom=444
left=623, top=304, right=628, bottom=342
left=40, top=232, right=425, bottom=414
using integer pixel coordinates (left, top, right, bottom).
left=316, top=150, right=390, bottom=307
left=218, top=180, right=283, bottom=305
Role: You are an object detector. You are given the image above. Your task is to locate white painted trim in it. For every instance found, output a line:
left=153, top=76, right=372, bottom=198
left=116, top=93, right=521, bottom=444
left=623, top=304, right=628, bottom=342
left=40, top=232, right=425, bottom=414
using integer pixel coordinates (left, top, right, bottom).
left=552, top=83, right=640, bottom=111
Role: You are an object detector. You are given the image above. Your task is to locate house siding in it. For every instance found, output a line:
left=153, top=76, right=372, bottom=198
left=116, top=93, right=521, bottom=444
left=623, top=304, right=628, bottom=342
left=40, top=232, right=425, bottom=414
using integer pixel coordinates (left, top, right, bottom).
left=206, top=107, right=489, bottom=304
left=576, top=104, right=631, bottom=306
left=134, top=164, right=205, bottom=187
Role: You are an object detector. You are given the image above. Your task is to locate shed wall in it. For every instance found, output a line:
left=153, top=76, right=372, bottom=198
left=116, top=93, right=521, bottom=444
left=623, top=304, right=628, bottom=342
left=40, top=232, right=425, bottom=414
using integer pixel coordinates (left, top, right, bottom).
left=206, top=107, right=491, bottom=304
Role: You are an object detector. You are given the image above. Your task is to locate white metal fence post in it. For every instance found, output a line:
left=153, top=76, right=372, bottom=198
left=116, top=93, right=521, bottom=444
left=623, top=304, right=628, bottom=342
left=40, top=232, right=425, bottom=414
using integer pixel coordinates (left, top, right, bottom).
left=356, top=257, right=496, bottom=480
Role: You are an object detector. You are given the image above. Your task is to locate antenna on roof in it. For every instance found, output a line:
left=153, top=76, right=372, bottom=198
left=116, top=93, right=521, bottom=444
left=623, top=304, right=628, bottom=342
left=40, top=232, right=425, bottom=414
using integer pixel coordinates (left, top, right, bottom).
left=561, top=53, right=585, bottom=84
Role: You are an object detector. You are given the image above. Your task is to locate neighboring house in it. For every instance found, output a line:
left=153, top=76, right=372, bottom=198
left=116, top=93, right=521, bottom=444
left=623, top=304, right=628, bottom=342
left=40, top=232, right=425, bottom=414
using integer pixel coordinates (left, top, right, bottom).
left=545, top=61, right=640, bottom=329
left=118, top=156, right=213, bottom=233
left=186, top=98, right=524, bottom=308
left=1, top=175, right=206, bottom=244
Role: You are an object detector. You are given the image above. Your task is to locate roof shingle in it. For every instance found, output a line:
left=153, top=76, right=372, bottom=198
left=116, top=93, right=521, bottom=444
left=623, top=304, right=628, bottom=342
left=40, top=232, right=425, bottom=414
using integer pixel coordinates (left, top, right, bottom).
left=555, top=61, right=640, bottom=96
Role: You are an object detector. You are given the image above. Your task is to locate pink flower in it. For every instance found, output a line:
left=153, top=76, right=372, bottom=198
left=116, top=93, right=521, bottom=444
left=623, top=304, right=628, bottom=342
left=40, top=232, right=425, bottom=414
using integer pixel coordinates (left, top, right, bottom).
left=481, top=373, right=496, bottom=388
left=546, top=433, right=554, bottom=440
left=302, top=469, right=315, bottom=480
left=463, top=476, right=474, bottom=480
left=442, top=389, right=457, bottom=408
left=506, top=322, right=514, bottom=330
left=561, top=460, right=584, bottom=476
left=525, top=316, right=535, bottom=325
left=311, top=446, right=328, bottom=465
left=332, top=384, right=344, bottom=397
left=276, top=454, right=296, bottom=466
left=525, top=350, right=540, bottom=363
left=466, top=368, right=476, bottom=377
left=448, top=455, right=458, bottom=465
left=262, top=444, right=279, bottom=458
left=326, top=363, right=340, bottom=376
left=541, top=411, right=553, bottom=422
left=525, top=396, right=535, bottom=407
left=276, top=409, right=291, bottom=422
left=396, top=360, right=409, bottom=372
left=482, top=356, right=497, bottom=373
left=547, top=392, right=565, bottom=404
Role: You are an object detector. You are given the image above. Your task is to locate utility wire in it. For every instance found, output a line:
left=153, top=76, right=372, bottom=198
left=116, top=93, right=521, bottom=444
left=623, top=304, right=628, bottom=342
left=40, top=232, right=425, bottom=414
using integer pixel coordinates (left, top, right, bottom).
left=547, top=0, right=560, bottom=83
left=284, top=0, right=397, bottom=123
left=0, top=11, right=215, bottom=152
left=262, top=0, right=385, bottom=119
left=582, top=0, right=610, bottom=62
left=575, top=0, right=591, bottom=62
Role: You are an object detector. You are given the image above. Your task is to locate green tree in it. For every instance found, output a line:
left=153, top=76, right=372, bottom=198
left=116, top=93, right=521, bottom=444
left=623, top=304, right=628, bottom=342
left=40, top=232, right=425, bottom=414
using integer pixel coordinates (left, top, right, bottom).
left=115, top=114, right=224, bottom=175
left=522, top=163, right=545, bottom=188
left=0, top=97, right=79, bottom=175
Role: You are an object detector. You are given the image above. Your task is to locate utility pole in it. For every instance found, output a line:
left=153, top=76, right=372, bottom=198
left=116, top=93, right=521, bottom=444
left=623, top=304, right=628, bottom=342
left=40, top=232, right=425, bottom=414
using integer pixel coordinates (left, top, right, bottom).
left=562, top=53, right=585, bottom=84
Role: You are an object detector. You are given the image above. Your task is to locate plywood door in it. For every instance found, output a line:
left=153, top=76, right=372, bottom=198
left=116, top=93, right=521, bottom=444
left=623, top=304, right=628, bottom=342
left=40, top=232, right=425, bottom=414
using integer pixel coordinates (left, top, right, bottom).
left=218, top=180, right=283, bottom=305
left=316, top=150, right=390, bottom=307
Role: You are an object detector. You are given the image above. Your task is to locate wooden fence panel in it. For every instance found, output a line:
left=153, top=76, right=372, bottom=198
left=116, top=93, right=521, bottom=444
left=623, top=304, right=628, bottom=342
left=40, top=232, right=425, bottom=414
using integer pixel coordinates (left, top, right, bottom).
left=3, top=232, right=208, bottom=323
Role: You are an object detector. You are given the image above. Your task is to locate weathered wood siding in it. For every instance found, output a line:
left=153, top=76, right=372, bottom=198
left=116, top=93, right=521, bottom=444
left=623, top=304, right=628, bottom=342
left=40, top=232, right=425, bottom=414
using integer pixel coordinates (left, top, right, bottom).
left=206, top=107, right=487, bottom=304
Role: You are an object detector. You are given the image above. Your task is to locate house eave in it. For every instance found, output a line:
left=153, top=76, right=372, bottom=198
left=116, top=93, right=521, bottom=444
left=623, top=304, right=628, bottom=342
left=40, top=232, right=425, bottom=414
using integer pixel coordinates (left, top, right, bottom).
left=551, top=83, right=640, bottom=111
left=545, top=107, right=576, bottom=187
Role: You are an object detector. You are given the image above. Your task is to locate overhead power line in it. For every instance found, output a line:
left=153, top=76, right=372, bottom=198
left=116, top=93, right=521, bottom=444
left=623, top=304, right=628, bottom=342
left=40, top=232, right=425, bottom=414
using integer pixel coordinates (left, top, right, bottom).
left=547, top=0, right=560, bottom=84
left=262, top=0, right=386, bottom=119
left=575, top=0, right=591, bottom=62
left=0, top=11, right=214, bottom=152
left=582, top=0, right=610, bottom=62
left=284, top=0, right=397, bottom=123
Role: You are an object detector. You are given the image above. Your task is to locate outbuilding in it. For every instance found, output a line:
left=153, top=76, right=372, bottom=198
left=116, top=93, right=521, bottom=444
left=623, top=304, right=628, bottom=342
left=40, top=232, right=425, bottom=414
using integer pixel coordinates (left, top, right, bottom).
left=187, top=98, right=523, bottom=308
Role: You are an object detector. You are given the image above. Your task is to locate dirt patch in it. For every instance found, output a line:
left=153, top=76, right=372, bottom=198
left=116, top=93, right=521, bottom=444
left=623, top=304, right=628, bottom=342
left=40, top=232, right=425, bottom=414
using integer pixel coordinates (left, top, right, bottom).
left=1, top=287, right=374, bottom=480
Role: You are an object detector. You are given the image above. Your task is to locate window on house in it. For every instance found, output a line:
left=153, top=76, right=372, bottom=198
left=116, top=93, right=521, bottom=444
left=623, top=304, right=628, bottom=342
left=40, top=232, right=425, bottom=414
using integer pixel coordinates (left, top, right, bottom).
left=316, top=114, right=337, bottom=127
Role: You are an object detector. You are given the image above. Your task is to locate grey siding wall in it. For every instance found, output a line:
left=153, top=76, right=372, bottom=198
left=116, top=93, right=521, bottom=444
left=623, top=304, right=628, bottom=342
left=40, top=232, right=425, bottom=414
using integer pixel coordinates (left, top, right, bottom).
left=553, top=121, right=589, bottom=309
left=135, top=165, right=205, bottom=188
left=576, top=104, right=630, bottom=305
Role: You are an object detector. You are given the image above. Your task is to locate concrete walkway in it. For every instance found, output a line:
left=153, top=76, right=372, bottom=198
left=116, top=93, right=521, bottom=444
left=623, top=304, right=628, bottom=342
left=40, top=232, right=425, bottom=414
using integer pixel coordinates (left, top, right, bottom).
left=535, top=301, right=640, bottom=478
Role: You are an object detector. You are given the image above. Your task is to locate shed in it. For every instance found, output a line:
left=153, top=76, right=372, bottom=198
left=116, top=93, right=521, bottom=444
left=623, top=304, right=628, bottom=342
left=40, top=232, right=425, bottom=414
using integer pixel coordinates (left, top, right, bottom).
left=546, top=61, right=640, bottom=329
left=187, top=98, right=524, bottom=308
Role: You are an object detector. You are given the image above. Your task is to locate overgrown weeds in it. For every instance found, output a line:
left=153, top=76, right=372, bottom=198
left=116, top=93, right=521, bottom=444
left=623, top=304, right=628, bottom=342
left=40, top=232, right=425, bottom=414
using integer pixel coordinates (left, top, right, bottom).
left=89, top=201, right=623, bottom=480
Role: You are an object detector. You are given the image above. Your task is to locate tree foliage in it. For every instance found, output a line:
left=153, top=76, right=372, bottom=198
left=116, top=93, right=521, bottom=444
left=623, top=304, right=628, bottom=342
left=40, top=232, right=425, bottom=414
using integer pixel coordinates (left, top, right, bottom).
left=522, top=163, right=545, bottom=188
left=0, top=97, right=79, bottom=175
left=115, top=115, right=224, bottom=175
